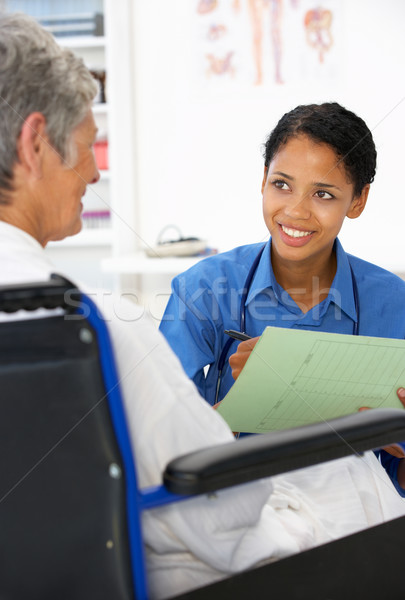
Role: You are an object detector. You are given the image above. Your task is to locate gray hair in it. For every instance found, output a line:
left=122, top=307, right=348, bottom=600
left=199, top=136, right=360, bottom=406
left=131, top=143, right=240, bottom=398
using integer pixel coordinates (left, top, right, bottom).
left=0, top=12, right=98, bottom=202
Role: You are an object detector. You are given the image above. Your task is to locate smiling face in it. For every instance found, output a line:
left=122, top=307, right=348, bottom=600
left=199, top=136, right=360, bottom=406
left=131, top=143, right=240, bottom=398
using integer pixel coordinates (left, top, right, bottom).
left=39, top=109, right=100, bottom=244
left=262, top=134, right=369, bottom=276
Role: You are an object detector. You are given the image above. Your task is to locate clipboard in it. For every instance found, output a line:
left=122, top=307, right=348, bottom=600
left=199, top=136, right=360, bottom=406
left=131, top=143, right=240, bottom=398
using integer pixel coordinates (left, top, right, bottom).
left=217, top=326, right=405, bottom=433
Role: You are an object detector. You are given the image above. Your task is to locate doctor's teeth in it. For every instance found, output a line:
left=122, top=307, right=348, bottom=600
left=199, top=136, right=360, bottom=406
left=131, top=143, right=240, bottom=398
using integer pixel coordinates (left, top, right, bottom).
left=281, top=226, right=311, bottom=238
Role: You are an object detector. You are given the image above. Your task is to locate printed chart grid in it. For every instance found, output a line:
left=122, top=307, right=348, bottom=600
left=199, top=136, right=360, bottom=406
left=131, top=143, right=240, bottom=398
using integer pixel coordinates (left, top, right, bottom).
left=256, top=340, right=404, bottom=431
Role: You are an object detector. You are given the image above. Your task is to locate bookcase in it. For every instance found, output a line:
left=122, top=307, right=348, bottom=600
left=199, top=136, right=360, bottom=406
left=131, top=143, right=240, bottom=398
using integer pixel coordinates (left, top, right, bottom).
left=3, top=0, right=138, bottom=289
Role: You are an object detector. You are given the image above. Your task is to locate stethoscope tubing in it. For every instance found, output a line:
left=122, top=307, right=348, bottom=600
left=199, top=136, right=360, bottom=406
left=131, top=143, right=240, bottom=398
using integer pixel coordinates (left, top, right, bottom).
left=214, top=243, right=360, bottom=404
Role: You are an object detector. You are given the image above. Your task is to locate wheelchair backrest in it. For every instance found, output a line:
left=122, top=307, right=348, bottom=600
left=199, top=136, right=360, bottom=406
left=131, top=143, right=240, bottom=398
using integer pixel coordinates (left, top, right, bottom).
left=0, top=280, right=135, bottom=599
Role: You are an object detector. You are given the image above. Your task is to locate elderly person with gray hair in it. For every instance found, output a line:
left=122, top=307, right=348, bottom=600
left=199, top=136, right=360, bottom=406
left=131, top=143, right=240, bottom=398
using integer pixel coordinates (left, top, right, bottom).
left=0, top=12, right=99, bottom=243
left=1, top=12, right=405, bottom=600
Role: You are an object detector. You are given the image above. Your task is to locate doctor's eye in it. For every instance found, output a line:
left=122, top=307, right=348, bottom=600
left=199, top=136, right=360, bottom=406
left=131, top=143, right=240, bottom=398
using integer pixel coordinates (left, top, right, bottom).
left=271, top=179, right=290, bottom=191
left=315, top=189, right=334, bottom=200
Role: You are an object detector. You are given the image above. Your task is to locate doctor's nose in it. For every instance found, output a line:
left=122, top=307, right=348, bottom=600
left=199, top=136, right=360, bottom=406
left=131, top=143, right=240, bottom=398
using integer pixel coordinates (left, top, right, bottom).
left=284, top=194, right=311, bottom=219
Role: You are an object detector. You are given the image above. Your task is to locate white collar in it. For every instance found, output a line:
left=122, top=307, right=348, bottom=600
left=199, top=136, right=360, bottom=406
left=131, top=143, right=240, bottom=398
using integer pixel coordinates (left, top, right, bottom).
left=0, top=221, right=55, bottom=283
left=0, top=220, right=44, bottom=251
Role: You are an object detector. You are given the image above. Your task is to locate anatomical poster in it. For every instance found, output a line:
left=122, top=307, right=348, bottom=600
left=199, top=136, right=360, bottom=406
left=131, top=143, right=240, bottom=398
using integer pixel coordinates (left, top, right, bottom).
left=193, top=0, right=341, bottom=91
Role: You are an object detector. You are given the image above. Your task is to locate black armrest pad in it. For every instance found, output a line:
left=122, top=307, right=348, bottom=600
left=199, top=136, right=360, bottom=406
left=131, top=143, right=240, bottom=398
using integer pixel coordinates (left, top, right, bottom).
left=164, top=409, right=405, bottom=495
left=0, top=274, right=79, bottom=313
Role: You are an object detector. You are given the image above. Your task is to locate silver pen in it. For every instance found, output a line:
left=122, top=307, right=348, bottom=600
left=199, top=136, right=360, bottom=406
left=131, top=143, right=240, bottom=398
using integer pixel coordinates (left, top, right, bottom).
left=224, top=329, right=252, bottom=342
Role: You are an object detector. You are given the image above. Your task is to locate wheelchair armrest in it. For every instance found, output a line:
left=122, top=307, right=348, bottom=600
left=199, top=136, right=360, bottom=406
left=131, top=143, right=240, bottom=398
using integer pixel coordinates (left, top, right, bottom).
left=0, top=274, right=79, bottom=313
left=164, top=408, right=405, bottom=495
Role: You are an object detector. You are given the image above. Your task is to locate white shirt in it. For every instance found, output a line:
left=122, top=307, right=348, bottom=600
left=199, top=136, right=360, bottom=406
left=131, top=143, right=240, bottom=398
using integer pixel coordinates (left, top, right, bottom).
left=1, top=221, right=404, bottom=599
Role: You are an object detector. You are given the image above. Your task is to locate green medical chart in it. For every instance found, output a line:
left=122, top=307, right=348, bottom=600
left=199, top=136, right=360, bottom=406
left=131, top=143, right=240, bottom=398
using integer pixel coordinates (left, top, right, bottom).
left=216, top=326, right=405, bottom=433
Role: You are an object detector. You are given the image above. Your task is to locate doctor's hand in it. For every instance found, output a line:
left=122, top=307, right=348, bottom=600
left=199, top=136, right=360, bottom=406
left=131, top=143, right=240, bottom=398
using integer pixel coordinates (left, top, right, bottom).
left=229, top=336, right=260, bottom=380
left=359, top=387, right=405, bottom=459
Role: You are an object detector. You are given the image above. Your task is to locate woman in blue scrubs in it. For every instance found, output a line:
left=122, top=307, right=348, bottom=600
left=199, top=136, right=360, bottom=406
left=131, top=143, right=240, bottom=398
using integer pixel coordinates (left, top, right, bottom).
left=159, top=102, right=405, bottom=490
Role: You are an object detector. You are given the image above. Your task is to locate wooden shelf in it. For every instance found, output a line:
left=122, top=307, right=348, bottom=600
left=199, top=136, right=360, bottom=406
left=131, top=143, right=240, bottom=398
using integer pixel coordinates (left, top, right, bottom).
left=48, top=228, right=113, bottom=248
left=98, top=169, right=110, bottom=180
left=102, top=253, right=206, bottom=275
left=59, top=35, right=106, bottom=49
left=92, top=103, right=109, bottom=115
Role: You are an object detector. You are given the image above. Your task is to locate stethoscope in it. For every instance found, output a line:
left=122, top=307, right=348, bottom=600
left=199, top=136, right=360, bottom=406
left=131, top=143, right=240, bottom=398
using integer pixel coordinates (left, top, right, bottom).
left=214, top=243, right=360, bottom=404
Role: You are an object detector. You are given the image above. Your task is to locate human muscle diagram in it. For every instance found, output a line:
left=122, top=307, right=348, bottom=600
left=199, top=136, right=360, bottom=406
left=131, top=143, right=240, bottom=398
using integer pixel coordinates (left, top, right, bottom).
left=304, top=7, right=333, bottom=63
left=194, top=0, right=339, bottom=87
left=206, top=51, right=236, bottom=77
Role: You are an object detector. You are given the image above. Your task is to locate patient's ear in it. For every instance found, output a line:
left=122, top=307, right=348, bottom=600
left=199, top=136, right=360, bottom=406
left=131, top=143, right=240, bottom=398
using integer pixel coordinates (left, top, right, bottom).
left=16, top=112, right=48, bottom=179
left=346, top=184, right=370, bottom=219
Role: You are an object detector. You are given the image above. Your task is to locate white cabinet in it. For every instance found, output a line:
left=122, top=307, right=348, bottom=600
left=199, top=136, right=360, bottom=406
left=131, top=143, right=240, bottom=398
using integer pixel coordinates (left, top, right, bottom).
left=101, top=253, right=209, bottom=324
left=48, top=31, right=113, bottom=251
left=40, top=8, right=115, bottom=288
left=2, top=1, right=138, bottom=289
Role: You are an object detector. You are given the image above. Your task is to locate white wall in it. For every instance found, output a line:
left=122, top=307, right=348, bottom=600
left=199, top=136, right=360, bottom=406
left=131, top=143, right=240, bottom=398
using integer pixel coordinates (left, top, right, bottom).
left=131, top=0, right=405, bottom=273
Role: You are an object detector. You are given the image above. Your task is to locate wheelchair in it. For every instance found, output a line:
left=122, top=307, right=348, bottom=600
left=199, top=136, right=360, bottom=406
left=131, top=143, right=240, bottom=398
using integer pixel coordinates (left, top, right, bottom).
left=1, top=276, right=405, bottom=600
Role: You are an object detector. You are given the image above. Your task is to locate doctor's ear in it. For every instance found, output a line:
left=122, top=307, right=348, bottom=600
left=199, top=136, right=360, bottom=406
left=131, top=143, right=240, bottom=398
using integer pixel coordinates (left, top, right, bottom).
left=16, top=112, right=48, bottom=178
left=346, top=184, right=370, bottom=219
left=261, top=167, right=268, bottom=194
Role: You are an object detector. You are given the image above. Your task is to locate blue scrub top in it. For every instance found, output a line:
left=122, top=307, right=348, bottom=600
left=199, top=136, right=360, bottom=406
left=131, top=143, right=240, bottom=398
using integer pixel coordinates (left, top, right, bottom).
left=160, top=237, right=405, bottom=494
left=160, top=238, right=405, bottom=404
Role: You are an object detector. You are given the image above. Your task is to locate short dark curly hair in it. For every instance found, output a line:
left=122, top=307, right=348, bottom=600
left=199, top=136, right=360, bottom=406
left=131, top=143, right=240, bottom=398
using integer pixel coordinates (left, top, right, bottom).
left=263, top=103, right=376, bottom=197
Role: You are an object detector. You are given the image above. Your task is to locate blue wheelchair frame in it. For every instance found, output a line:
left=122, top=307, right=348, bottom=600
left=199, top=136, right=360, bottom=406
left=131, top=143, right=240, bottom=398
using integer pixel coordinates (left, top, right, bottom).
left=80, top=292, right=192, bottom=600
